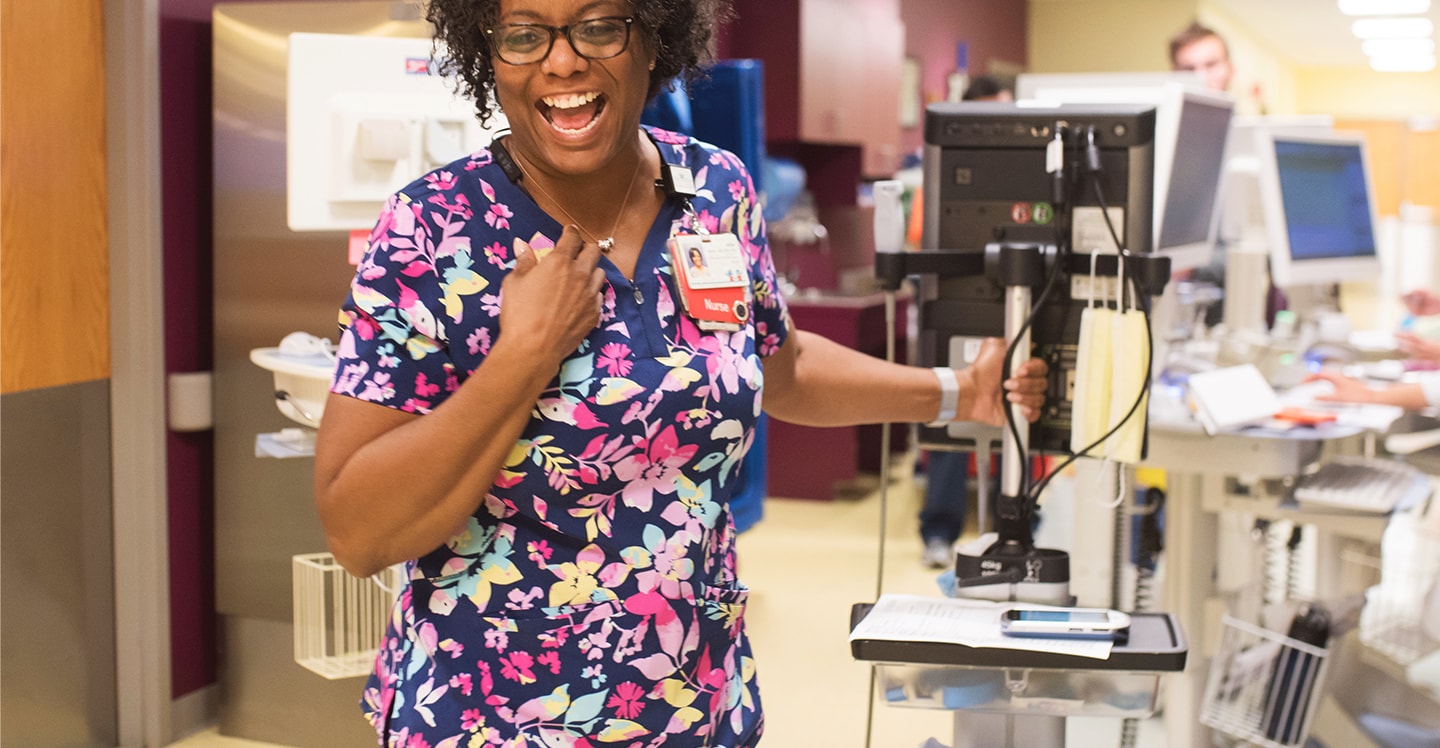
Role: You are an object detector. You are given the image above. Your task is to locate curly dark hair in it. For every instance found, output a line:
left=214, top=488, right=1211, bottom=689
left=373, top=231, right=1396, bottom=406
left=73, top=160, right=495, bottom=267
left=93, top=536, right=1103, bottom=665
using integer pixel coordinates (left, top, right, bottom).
left=425, top=0, right=734, bottom=126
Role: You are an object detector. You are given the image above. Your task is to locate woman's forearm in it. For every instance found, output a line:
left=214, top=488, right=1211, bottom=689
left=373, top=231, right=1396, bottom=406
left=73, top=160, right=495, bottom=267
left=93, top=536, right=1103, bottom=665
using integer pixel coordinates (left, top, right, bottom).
left=763, top=330, right=965, bottom=426
left=313, top=339, right=558, bottom=577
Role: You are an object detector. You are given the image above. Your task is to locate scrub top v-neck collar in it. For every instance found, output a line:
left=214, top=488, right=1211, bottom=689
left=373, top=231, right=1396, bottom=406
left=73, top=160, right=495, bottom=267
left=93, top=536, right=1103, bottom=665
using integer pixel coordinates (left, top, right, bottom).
left=490, top=130, right=683, bottom=358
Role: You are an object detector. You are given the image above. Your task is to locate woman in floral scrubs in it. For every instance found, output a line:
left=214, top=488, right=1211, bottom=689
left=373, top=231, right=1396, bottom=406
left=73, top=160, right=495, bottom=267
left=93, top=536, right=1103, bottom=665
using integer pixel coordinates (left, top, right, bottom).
left=313, top=0, right=1049, bottom=746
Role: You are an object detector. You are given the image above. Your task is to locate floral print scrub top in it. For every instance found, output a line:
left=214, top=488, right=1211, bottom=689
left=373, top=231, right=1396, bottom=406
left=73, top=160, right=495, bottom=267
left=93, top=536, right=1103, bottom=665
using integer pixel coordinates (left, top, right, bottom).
left=330, top=126, right=789, bottom=748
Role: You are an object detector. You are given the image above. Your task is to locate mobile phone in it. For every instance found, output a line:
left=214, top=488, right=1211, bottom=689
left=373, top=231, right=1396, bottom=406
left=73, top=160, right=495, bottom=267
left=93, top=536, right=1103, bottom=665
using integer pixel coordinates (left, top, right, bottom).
left=999, top=607, right=1132, bottom=639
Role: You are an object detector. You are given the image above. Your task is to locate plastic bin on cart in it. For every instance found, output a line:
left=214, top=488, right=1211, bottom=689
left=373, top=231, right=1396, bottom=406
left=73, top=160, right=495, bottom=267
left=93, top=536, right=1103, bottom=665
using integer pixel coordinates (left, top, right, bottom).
left=850, top=603, right=1187, bottom=718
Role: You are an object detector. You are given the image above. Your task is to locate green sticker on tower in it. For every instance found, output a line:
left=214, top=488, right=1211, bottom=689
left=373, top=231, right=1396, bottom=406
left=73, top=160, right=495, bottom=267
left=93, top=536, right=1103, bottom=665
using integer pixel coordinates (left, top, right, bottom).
left=1032, top=202, right=1054, bottom=226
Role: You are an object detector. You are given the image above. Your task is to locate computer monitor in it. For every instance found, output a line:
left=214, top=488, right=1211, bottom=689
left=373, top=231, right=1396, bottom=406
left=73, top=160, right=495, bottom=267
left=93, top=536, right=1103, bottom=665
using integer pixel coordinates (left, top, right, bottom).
left=1016, top=73, right=1235, bottom=272
left=910, top=101, right=1160, bottom=455
left=1253, top=129, right=1381, bottom=289
left=1218, top=115, right=1336, bottom=247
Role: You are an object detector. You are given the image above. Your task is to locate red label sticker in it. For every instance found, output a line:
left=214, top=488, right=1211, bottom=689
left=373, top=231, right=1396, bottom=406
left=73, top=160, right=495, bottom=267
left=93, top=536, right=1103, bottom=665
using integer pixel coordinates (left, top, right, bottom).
left=1011, top=202, right=1033, bottom=224
left=348, top=229, right=370, bottom=266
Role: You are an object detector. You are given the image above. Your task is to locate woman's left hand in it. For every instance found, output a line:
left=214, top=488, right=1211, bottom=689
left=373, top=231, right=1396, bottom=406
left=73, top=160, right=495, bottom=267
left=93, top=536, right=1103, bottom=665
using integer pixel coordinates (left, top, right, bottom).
left=963, top=337, right=1050, bottom=426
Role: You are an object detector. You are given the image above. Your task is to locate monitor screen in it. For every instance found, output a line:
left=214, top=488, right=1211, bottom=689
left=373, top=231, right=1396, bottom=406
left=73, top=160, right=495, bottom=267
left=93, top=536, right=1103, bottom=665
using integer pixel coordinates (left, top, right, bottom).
left=1218, top=115, right=1335, bottom=246
left=1256, top=131, right=1380, bottom=288
left=1157, top=97, right=1232, bottom=251
left=1015, top=74, right=1234, bottom=271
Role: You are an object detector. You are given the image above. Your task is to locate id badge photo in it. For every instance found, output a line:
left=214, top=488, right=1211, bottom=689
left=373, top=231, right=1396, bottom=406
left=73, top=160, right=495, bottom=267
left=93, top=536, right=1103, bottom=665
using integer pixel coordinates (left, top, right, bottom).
left=670, top=233, right=750, bottom=331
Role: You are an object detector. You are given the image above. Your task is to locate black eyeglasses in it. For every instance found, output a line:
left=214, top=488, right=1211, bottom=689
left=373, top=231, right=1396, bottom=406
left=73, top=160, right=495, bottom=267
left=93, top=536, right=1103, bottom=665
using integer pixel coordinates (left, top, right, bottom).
left=486, top=16, right=634, bottom=66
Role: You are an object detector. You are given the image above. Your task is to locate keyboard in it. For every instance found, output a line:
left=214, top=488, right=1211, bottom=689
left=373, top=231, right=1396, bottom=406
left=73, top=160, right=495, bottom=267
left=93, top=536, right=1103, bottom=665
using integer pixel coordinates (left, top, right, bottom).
left=1292, top=457, right=1432, bottom=515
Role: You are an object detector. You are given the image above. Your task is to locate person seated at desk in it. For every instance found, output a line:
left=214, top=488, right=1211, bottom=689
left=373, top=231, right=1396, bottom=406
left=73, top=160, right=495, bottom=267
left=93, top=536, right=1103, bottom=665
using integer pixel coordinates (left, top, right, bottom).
left=1304, top=290, right=1440, bottom=410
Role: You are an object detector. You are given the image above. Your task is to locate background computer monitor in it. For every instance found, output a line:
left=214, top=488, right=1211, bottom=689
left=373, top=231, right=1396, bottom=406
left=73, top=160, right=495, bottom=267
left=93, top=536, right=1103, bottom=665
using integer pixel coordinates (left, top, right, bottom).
left=1253, top=129, right=1381, bottom=289
left=1218, top=115, right=1336, bottom=247
left=1016, top=73, right=1235, bottom=272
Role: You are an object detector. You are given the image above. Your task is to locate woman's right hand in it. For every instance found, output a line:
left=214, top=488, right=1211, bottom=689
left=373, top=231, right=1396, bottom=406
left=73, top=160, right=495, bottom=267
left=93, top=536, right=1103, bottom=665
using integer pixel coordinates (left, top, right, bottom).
left=499, top=225, right=607, bottom=365
left=1396, top=331, right=1440, bottom=363
left=1303, top=370, right=1376, bottom=404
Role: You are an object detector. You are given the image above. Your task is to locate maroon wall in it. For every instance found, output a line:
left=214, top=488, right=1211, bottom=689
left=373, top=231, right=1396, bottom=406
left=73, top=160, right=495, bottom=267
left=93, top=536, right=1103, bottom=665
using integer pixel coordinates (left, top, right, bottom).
left=160, top=0, right=217, bottom=699
left=159, top=0, right=316, bottom=701
left=898, top=0, right=1028, bottom=158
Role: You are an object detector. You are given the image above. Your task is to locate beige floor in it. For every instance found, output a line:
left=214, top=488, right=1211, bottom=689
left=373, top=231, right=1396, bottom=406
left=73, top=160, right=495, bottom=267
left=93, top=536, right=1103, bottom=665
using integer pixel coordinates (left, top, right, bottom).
left=169, top=458, right=1163, bottom=748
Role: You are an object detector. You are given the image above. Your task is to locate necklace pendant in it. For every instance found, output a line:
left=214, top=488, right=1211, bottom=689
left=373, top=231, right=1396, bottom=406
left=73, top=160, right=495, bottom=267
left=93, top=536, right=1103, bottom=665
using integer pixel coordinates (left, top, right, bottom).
left=597, top=237, right=615, bottom=254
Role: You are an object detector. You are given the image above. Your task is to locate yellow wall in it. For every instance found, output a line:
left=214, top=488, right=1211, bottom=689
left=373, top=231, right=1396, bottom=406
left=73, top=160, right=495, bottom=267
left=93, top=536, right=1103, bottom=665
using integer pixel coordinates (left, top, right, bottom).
left=1, top=0, right=111, bottom=393
left=1296, top=68, right=1440, bottom=119
left=1028, top=0, right=1197, bottom=74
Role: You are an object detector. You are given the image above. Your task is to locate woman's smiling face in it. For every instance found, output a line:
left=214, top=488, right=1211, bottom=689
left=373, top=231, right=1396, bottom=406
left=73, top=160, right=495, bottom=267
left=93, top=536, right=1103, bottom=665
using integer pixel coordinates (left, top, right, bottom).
left=491, top=0, right=652, bottom=178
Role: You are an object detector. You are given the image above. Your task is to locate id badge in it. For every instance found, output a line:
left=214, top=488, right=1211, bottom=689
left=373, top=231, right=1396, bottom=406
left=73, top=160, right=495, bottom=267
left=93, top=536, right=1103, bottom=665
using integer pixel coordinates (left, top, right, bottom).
left=670, top=233, right=750, bottom=331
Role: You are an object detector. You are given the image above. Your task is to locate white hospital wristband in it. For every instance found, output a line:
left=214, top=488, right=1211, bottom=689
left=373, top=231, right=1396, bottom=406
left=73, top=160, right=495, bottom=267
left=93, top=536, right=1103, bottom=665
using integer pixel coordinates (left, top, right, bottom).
left=929, top=367, right=959, bottom=426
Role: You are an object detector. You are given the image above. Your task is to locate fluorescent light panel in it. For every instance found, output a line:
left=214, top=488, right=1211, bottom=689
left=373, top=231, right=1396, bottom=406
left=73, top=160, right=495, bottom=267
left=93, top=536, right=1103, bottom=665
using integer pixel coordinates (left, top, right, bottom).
left=1340, top=0, right=1430, bottom=15
left=1369, top=53, right=1438, bottom=71
left=1352, top=17, right=1435, bottom=38
left=1362, top=37, right=1437, bottom=55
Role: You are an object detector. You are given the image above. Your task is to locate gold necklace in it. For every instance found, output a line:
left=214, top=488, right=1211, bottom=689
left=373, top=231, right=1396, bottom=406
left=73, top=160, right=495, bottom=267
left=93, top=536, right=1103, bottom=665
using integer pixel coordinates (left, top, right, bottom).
left=511, top=147, right=645, bottom=254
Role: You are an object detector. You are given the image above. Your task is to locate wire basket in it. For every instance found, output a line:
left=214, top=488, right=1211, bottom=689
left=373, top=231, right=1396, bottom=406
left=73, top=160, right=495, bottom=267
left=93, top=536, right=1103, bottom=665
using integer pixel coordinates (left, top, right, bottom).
left=292, top=552, right=404, bottom=679
left=1354, top=513, right=1440, bottom=668
left=1200, top=615, right=1332, bottom=748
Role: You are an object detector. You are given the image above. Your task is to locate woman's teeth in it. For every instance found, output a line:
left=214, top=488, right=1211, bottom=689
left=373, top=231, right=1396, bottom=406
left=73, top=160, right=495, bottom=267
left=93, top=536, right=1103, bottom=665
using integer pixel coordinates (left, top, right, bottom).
left=542, top=92, right=603, bottom=134
left=543, top=92, right=600, bottom=109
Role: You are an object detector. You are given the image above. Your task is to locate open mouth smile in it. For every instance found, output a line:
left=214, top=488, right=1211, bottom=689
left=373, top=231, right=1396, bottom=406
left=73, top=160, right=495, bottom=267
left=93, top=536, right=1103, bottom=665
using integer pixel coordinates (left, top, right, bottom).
left=538, top=91, right=606, bottom=135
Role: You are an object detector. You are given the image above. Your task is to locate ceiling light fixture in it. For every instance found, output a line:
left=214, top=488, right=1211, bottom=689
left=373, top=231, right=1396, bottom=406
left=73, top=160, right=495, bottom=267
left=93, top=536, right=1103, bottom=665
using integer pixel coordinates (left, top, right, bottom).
left=1339, top=0, right=1431, bottom=15
left=1369, top=53, right=1438, bottom=71
left=1352, top=17, right=1436, bottom=38
left=1362, top=37, right=1437, bottom=55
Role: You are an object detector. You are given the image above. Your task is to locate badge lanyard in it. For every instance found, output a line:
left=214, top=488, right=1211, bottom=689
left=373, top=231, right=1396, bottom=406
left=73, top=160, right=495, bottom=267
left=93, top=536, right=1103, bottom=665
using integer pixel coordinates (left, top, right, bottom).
left=665, top=165, right=751, bottom=332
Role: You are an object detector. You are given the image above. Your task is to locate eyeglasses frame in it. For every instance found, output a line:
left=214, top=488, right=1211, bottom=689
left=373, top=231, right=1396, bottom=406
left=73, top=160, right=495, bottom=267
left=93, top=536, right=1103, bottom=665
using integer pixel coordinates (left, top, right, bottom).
left=485, top=16, right=636, bottom=66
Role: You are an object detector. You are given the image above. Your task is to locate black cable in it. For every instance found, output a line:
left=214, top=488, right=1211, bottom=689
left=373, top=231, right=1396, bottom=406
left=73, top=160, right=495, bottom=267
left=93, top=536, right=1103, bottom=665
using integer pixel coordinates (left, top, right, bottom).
left=1024, top=127, right=1156, bottom=504
left=1000, top=121, right=1078, bottom=511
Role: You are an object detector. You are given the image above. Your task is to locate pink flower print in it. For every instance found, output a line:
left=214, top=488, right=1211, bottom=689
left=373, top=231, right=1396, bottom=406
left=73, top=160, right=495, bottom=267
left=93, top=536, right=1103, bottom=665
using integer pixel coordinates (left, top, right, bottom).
left=694, top=209, right=721, bottom=235
left=728, top=179, right=746, bottom=202
left=499, top=650, right=537, bottom=684
left=404, top=733, right=431, bottom=748
left=677, top=407, right=713, bottom=431
left=358, top=371, right=396, bottom=402
left=484, top=202, right=513, bottom=230
left=757, top=321, right=783, bottom=356
left=483, top=626, right=510, bottom=653
left=700, top=332, right=757, bottom=397
left=596, top=342, right=633, bottom=377
left=451, top=673, right=474, bottom=697
left=460, top=707, right=482, bottom=730
left=480, top=292, right=502, bottom=318
left=482, top=240, right=509, bottom=269
left=606, top=681, right=647, bottom=719
left=467, top=326, right=493, bottom=356
left=527, top=540, right=553, bottom=565
left=424, top=170, right=458, bottom=191
left=536, top=650, right=561, bottom=675
left=334, top=360, right=371, bottom=396
left=414, top=372, right=441, bottom=398
left=636, top=533, right=696, bottom=599
left=651, top=128, right=688, bottom=145
left=612, top=425, right=698, bottom=511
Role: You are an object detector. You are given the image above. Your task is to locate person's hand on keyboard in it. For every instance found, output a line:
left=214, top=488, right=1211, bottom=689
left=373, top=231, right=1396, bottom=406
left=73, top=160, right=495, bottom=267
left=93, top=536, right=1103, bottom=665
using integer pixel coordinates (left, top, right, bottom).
left=1302, top=370, right=1430, bottom=411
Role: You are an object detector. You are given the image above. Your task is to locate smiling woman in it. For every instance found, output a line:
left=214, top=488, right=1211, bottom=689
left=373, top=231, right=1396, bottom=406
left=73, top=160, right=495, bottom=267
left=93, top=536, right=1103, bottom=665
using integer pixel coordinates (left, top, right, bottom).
left=312, top=1, right=1049, bottom=746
